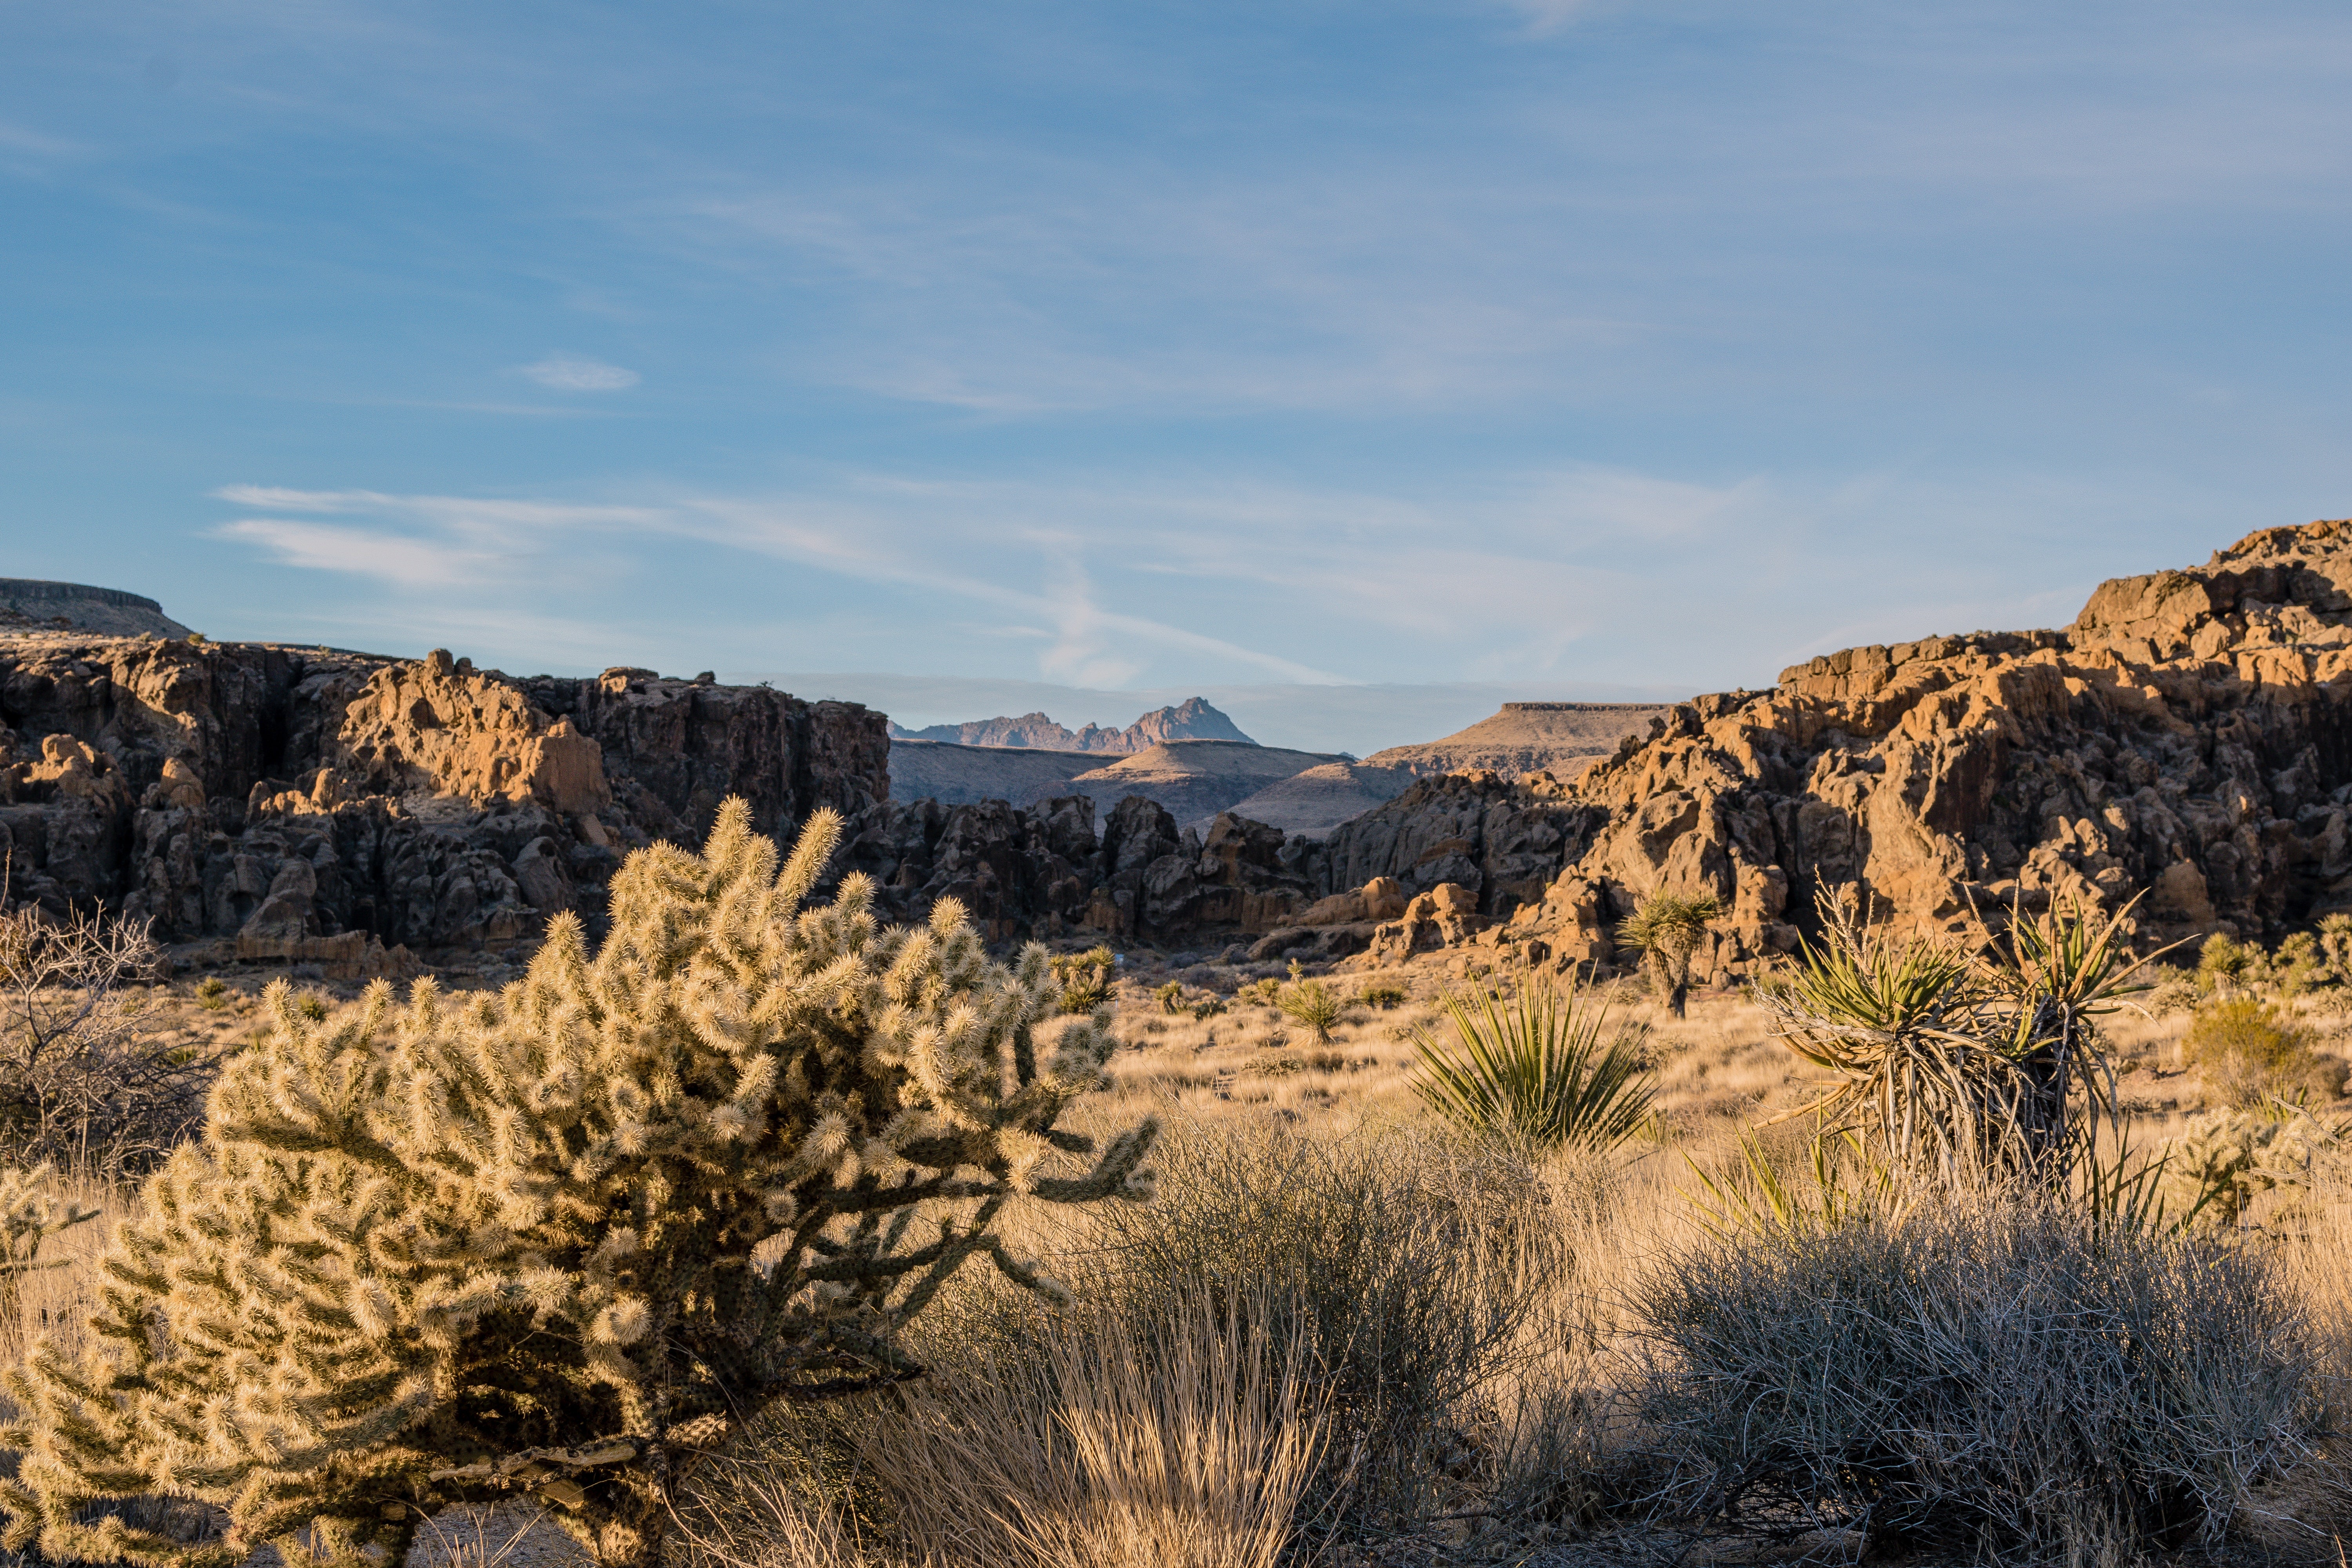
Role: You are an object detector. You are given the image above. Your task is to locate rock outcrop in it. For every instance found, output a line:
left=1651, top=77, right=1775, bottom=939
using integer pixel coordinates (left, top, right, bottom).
left=1485, top=519, right=2352, bottom=984
left=0, top=634, right=887, bottom=962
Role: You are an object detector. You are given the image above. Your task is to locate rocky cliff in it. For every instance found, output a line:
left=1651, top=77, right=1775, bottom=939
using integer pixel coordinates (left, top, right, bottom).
left=19, top=521, right=2341, bottom=978
left=0, top=633, right=887, bottom=964
left=845, top=517, right=2352, bottom=973
left=1477, top=519, right=2352, bottom=983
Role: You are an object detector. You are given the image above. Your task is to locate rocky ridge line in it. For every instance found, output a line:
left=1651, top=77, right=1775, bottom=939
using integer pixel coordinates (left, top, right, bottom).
left=888, top=695, right=1254, bottom=752
left=0, top=636, right=885, bottom=971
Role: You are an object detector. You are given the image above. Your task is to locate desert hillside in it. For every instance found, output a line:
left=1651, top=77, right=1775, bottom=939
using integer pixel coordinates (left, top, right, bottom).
left=1366, top=699, right=1670, bottom=780
left=884, top=738, right=1105, bottom=806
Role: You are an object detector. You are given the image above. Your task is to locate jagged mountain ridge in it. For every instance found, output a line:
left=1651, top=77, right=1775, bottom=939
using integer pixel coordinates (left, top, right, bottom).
left=888, top=695, right=1254, bottom=752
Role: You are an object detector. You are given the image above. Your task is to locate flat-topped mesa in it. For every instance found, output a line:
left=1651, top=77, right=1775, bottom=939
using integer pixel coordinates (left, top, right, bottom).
left=0, top=579, right=193, bottom=639
left=1501, top=519, right=2352, bottom=987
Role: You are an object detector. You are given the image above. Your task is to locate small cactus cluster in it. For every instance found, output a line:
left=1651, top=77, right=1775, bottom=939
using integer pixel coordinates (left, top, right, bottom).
left=0, top=800, right=1155, bottom=1568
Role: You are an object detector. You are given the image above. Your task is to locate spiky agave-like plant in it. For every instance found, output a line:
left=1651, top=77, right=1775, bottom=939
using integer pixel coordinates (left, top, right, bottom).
left=1408, top=971, right=1655, bottom=1152
left=1755, top=884, right=2158, bottom=1195
left=0, top=799, right=1156, bottom=1568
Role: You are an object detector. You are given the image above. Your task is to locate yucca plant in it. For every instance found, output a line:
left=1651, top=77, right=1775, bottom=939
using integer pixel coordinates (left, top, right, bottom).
left=1757, top=884, right=2163, bottom=1197
left=1408, top=972, right=1654, bottom=1152
left=1614, top=890, right=1723, bottom=1018
left=1275, top=977, right=1345, bottom=1044
left=1684, top=1126, right=1890, bottom=1240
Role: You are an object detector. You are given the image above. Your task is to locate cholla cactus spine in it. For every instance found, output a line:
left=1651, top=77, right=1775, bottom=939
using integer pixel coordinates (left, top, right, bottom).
left=0, top=799, right=1155, bottom=1568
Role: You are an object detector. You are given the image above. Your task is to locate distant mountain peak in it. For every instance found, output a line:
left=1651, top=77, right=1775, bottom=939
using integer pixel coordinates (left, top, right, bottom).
left=887, top=696, right=1255, bottom=753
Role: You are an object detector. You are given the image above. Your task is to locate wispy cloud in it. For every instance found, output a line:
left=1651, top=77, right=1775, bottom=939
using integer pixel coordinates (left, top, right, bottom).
left=203, top=459, right=2184, bottom=694
left=214, top=518, right=497, bottom=587
left=0, top=121, right=87, bottom=159
left=516, top=355, right=639, bottom=391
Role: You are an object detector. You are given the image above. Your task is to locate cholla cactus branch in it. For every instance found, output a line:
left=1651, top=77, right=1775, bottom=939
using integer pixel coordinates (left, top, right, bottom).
left=0, top=800, right=1155, bottom=1568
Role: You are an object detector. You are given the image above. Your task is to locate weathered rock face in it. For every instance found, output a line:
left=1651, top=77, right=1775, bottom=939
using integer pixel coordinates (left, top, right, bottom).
left=1307, top=770, right=1602, bottom=918
left=1497, top=520, right=2352, bottom=982
left=826, top=796, right=1320, bottom=949
left=0, top=635, right=888, bottom=960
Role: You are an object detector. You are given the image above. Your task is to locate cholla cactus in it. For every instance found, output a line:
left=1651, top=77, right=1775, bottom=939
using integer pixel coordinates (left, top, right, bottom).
left=2165, top=1107, right=2346, bottom=1228
left=0, top=1163, right=99, bottom=1313
left=0, top=800, right=1155, bottom=1568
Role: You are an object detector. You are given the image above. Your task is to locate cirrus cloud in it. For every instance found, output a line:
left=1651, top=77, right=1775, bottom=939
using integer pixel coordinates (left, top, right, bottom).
left=516, top=355, right=640, bottom=392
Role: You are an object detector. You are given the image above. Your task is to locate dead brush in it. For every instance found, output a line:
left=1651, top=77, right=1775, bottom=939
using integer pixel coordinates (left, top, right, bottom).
left=0, top=900, right=218, bottom=1178
left=1629, top=1192, right=2329, bottom=1559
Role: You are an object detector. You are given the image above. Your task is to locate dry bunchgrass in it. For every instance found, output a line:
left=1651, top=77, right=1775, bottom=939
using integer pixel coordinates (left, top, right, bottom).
left=673, top=1287, right=1324, bottom=1568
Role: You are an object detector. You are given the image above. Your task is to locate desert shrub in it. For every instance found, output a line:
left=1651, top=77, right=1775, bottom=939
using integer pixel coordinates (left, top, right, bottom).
left=1614, top=890, right=1722, bottom=1018
left=0, top=903, right=216, bottom=1177
left=0, top=801, right=1156, bottom=1568
left=2184, top=996, right=2322, bottom=1108
left=1684, top=1125, right=1887, bottom=1240
left=667, top=1284, right=1322, bottom=1568
left=1234, top=977, right=1281, bottom=1008
left=1153, top=980, right=1187, bottom=1015
left=1189, top=996, right=1227, bottom=1022
left=0, top=1164, right=98, bottom=1328
left=1408, top=972, right=1654, bottom=1153
left=861, top=1285, right=1323, bottom=1568
left=192, top=975, right=229, bottom=1012
left=1273, top=976, right=1343, bottom=1044
left=1038, top=1122, right=1562, bottom=1534
left=2140, top=962, right=2201, bottom=1016
left=1050, top=946, right=1115, bottom=1014
left=1632, top=1198, right=2325, bottom=1557
left=1356, top=982, right=1407, bottom=1010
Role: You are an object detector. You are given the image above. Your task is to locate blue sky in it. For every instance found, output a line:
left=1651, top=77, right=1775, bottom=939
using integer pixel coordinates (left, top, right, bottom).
left=4, top=2, right=2350, bottom=749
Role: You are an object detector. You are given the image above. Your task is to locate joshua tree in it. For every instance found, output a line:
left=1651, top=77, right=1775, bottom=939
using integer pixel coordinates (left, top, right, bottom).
left=1754, top=886, right=2158, bottom=1196
left=1615, top=890, right=1724, bottom=1018
left=0, top=800, right=1156, bottom=1568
